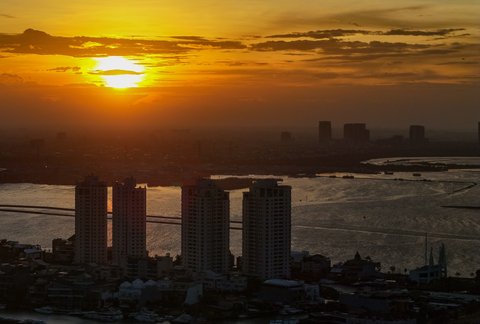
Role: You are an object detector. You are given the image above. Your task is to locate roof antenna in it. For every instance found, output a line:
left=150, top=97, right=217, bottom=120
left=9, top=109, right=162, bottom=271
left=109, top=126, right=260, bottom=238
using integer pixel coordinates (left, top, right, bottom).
left=424, top=232, right=428, bottom=266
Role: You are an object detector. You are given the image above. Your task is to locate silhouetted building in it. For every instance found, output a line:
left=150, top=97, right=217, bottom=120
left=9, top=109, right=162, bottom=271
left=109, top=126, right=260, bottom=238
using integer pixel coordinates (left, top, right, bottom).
left=74, top=175, right=108, bottom=264
left=181, top=179, right=230, bottom=274
left=52, top=236, right=75, bottom=264
left=0, top=263, right=32, bottom=305
left=112, top=177, right=147, bottom=267
left=242, top=179, right=291, bottom=280
left=125, top=255, right=173, bottom=279
left=343, top=123, right=370, bottom=142
left=409, top=243, right=447, bottom=284
left=301, top=254, right=331, bottom=280
left=478, top=122, right=480, bottom=145
left=330, top=252, right=381, bottom=282
left=409, top=125, right=426, bottom=144
left=318, top=121, right=332, bottom=143
left=280, top=131, right=293, bottom=142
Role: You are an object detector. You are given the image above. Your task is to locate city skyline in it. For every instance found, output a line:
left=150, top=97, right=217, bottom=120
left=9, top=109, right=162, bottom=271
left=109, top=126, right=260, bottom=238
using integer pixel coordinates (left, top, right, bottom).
left=0, top=1, right=479, bottom=130
left=1, top=2, right=480, bottom=321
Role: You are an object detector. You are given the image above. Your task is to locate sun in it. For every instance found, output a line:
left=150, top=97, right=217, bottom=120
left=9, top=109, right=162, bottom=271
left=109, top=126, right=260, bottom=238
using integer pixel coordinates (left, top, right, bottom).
left=93, top=56, right=145, bottom=89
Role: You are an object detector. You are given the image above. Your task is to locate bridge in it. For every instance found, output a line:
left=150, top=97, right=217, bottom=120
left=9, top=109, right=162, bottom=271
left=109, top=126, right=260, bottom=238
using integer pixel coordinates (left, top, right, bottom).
left=0, top=204, right=242, bottom=229
left=1, top=204, right=480, bottom=241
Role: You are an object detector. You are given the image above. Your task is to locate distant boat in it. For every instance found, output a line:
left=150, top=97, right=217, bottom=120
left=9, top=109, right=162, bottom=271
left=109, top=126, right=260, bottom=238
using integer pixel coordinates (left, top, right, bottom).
left=34, top=306, right=54, bottom=314
left=384, top=171, right=394, bottom=175
left=271, top=319, right=300, bottom=324
left=279, top=305, right=304, bottom=315
left=82, top=309, right=123, bottom=322
left=342, top=175, right=354, bottom=179
left=413, top=173, right=421, bottom=177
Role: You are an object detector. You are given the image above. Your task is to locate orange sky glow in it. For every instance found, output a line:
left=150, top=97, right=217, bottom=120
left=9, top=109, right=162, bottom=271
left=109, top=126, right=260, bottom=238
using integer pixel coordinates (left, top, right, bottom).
left=0, top=1, right=479, bottom=129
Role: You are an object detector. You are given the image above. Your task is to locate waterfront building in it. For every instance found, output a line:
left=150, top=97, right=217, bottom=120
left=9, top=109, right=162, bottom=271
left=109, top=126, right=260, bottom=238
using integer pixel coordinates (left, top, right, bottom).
left=124, top=255, right=174, bottom=279
left=340, top=290, right=412, bottom=316
left=330, top=252, right=381, bottom=282
left=409, top=243, right=447, bottom=284
left=181, top=179, right=230, bottom=274
left=318, top=121, right=332, bottom=143
left=301, top=254, right=331, bottom=279
left=409, top=125, right=426, bottom=144
left=112, top=177, right=147, bottom=267
left=343, top=123, right=370, bottom=142
left=259, top=279, right=320, bottom=304
left=242, top=179, right=291, bottom=280
left=74, top=175, right=108, bottom=264
left=202, top=271, right=248, bottom=292
left=51, top=236, right=74, bottom=264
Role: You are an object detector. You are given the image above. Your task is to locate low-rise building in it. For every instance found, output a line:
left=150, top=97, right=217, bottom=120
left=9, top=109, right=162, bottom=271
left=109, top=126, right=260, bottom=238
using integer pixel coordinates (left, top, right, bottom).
left=51, top=236, right=74, bottom=264
left=125, top=255, right=174, bottom=279
left=301, top=254, right=331, bottom=280
left=118, top=278, right=203, bottom=307
left=0, top=263, right=32, bottom=305
left=330, top=252, right=381, bottom=282
left=259, top=279, right=320, bottom=304
left=409, top=264, right=443, bottom=284
left=202, top=271, right=248, bottom=292
left=340, top=290, right=412, bottom=316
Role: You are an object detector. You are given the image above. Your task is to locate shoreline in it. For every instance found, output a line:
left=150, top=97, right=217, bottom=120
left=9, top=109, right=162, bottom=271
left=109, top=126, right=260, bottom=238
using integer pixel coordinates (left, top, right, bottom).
left=1, top=164, right=469, bottom=188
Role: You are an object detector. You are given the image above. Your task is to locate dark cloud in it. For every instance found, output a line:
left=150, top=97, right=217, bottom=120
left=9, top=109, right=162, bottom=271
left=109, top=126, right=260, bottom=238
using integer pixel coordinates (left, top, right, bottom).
left=383, top=28, right=465, bottom=36
left=268, top=29, right=372, bottom=39
left=252, top=39, right=333, bottom=51
left=0, top=73, right=23, bottom=86
left=251, top=38, right=429, bottom=54
left=48, top=66, right=81, bottom=72
left=437, top=60, right=478, bottom=65
left=0, top=13, right=15, bottom=18
left=267, top=28, right=467, bottom=40
left=0, top=29, right=246, bottom=57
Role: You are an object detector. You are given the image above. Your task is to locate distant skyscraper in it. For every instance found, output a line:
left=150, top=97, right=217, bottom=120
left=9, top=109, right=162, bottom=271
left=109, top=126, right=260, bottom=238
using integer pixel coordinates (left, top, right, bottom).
left=318, top=121, right=332, bottom=143
left=181, top=179, right=230, bottom=274
left=242, top=179, right=291, bottom=280
left=343, top=123, right=370, bottom=142
left=74, top=175, right=108, bottom=264
left=280, top=131, right=293, bottom=142
left=112, top=177, right=147, bottom=266
left=409, top=125, right=426, bottom=144
left=478, top=122, right=480, bottom=145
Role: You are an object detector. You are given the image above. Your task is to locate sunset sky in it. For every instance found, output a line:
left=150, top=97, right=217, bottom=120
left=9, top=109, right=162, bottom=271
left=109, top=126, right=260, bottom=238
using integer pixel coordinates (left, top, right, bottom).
left=0, top=1, right=479, bottom=130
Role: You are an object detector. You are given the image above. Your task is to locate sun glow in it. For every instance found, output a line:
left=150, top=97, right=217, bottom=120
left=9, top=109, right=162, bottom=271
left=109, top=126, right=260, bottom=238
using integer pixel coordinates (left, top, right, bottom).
left=93, top=56, right=145, bottom=89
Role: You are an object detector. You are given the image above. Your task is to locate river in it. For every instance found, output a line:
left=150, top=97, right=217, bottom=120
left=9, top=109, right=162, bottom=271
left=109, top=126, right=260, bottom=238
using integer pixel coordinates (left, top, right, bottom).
left=1, top=159, right=480, bottom=276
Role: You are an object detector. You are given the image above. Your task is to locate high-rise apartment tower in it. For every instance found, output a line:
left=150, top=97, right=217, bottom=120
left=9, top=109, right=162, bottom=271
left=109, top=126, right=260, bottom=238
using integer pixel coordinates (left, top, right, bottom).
left=242, top=179, right=291, bottom=280
left=112, top=177, right=147, bottom=267
left=181, top=179, right=230, bottom=274
left=409, top=125, right=426, bottom=144
left=318, top=121, right=332, bottom=143
left=74, top=175, right=108, bottom=264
